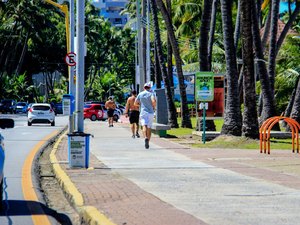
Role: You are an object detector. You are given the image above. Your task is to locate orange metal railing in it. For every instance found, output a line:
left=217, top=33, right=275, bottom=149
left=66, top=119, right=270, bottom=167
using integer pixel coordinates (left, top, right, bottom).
left=259, top=116, right=300, bottom=154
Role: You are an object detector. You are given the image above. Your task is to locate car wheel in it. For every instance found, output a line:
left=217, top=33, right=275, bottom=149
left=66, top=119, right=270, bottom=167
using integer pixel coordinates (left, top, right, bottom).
left=28, top=121, right=32, bottom=126
left=0, top=179, right=3, bottom=210
left=91, top=114, right=97, bottom=121
left=113, top=115, right=119, bottom=122
left=51, top=121, right=55, bottom=126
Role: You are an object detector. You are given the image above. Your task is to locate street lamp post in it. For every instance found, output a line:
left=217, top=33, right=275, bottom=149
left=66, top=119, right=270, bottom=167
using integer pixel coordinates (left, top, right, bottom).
left=45, top=0, right=75, bottom=133
left=75, top=0, right=85, bottom=133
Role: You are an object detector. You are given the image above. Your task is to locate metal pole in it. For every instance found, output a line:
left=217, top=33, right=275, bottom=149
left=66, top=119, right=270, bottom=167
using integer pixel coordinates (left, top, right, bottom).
left=69, top=0, right=75, bottom=133
left=76, top=0, right=85, bottom=132
left=202, top=103, right=206, bottom=144
left=136, top=0, right=145, bottom=91
left=146, top=0, right=151, bottom=82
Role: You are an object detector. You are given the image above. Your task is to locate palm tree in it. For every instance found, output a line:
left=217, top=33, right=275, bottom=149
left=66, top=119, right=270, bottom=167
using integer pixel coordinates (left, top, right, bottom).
left=207, top=0, right=218, bottom=71
left=276, top=1, right=300, bottom=56
left=240, top=0, right=259, bottom=138
left=166, top=0, right=174, bottom=97
left=150, top=0, right=178, bottom=128
left=199, top=0, right=212, bottom=71
left=156, top=0, right=192, bottom=128
left=251, top=0, right=276, bottom=124
left=220, top=0, right=242, bottom=136
left=267, top=0, right=280, bottom=95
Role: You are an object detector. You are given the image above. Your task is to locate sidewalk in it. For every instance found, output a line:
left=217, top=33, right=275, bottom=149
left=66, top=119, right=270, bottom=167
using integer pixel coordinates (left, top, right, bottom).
left=52, top=117, right=300, bottom=225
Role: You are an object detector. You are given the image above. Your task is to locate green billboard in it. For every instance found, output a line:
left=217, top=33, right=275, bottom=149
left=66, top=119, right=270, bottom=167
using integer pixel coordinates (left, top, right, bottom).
left=195, top=72, right=214, bottom=102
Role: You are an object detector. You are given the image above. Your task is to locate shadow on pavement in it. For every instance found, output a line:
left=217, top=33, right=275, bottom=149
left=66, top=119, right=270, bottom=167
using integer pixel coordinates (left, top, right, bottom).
left=0, top=200, right=72, bottom=225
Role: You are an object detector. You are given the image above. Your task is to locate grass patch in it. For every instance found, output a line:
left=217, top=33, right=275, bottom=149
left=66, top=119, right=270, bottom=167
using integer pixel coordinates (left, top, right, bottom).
left=168, top=117, right=224, bottom=137
left=193, top=136, right=294, bottom=150
left=167, top=117, right=294, bottom=150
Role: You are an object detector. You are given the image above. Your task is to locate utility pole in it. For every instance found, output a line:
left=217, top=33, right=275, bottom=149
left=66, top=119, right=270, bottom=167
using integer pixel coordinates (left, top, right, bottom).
left=146, top=0, right=151, bottom=83
left=75, top=0, right=85, bottom=132
left=136, top=0, right=145, bottom=92
left=69, top=0, right=75, bottom=133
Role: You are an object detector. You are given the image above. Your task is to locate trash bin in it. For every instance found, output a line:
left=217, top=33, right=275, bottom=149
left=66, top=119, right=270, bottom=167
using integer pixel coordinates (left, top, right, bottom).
left=67, top=132, right=90, bottom=168
left=62, top=94, right=75, bottom=116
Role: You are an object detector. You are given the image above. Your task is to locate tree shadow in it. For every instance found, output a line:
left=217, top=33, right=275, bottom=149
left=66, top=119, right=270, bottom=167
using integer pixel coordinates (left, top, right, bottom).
left=0, top=200, right=73, bottom=225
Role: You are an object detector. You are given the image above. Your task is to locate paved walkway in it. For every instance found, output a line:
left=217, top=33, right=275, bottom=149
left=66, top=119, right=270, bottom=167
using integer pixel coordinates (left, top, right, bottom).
left=53, top=117, right=300, bottom=225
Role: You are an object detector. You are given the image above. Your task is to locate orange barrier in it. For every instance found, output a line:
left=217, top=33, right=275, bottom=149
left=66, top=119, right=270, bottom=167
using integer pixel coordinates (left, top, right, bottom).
left=259, top=116, right=300, bottom=154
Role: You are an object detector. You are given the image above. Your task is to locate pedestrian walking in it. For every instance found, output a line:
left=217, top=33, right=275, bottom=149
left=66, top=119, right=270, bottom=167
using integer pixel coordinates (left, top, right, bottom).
left=135, top=82, right=156, bottom=149
left=105, top=96, right=116, bottom=127
left=125, top=90, right=140, bottom=138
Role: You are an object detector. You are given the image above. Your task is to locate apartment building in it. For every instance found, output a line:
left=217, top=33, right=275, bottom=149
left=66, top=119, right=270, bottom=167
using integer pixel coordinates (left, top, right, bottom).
left=92, top=0, right=129, bottom=27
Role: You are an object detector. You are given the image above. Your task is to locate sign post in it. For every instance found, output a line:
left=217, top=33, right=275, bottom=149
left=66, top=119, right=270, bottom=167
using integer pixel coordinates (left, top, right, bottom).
left=195, top=72, right=214, bottom=144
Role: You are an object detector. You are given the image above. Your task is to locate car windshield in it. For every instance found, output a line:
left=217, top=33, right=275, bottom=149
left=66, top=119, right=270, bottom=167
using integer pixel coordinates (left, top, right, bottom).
left=17, top=103, right=26, bottom=106
left=33, top=105, right=50, bottom=111
left=84, top=105, right=91, bottom=108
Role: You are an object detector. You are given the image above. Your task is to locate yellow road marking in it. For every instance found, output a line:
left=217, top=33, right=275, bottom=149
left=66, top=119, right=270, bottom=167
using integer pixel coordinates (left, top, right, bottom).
left=22, top=130, right=59, bottom=225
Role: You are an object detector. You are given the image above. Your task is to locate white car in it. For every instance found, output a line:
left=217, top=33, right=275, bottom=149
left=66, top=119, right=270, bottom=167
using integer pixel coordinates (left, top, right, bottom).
left=100, top=104, right=121, bottom=122
left=27, top=103, right=55, bottom=126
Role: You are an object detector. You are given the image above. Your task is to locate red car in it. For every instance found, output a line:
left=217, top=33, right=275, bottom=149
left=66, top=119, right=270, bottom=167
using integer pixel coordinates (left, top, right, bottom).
left=84, top=104, right=104, bottom=121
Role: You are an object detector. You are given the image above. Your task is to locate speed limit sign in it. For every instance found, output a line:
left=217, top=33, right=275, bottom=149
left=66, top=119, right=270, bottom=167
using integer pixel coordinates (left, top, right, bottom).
left=65, top=52, right=76, bottom=66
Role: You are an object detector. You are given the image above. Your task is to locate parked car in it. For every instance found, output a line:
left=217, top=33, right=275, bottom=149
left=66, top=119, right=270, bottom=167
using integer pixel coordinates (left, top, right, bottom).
left=0, top=118, right=14, bottom=209
left=116, top=104, right=125, bottom=114
left=0, top=99, right=16, bottom=114
left=15, top=102, right=28, bottom=114
left=84, top=103, right=105, bottom=121
left=27, top=103, right=55, bottom=126
left=26, top=103, right=34, bottom=113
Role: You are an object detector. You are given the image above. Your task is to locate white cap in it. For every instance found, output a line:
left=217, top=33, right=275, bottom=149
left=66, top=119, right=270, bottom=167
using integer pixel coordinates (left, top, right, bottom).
left=144, top=82, right=152, bottom=88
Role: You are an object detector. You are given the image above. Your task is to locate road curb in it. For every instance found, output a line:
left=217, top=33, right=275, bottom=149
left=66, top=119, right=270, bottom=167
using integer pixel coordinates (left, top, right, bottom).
left=49, top=131, right=117, bottom=225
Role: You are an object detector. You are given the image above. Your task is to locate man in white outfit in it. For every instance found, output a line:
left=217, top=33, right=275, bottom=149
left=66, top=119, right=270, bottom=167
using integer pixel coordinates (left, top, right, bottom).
left=135, top=82, right=156, bottom=149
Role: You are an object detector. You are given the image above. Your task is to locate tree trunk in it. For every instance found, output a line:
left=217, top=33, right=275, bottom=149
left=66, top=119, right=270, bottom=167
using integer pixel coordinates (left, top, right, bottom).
left=289, top=78, right=300, bottom=125
left=16, top=31, right=30, bottom=76
left=208, top=0, right=219, bottom=71
left=220, top=0, right=242, bottom=136
left=198, top=0, right=216, bottom=131
left=268, top=0, right=280, bottom=94
left=234, top=0, right=241, bottom=51
left=150, top=0, right=178, bottom=128
left=256, top=0, right=262, bottom=29
left=240, top=0, right=259, bottom=139
left=154, top=45, right=162, bottom=89
left=156, top=0, right=192, bottom=128
left=251, top=0, right=276, bottom=124
left=166, top=0, right=174, bottom=97
left=276, top=2, right=300, bottom=56
left=261, top=9, right=271, bottom=51
left=283, top=76, right=299, bottom=130
left=199, top=0, right=212, bottom=71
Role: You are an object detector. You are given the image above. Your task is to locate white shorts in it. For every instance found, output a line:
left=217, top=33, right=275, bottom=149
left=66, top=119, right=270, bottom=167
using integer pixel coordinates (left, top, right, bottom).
left=140, top=112, right=154, bottom=128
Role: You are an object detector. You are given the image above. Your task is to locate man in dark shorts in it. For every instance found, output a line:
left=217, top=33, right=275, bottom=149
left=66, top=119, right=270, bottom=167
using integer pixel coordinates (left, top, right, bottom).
left=105, top=96, right=116, bottom=127
left=125, top=90, right=140, bottom=138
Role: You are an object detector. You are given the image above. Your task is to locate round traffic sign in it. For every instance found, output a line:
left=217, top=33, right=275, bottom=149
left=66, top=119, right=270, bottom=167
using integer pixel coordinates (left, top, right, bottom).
left=65, top=52, right=77, bottom=66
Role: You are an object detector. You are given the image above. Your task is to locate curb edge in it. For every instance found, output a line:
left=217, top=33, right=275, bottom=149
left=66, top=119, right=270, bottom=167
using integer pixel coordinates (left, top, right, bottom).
left=49, top=131, right=116, bottom=225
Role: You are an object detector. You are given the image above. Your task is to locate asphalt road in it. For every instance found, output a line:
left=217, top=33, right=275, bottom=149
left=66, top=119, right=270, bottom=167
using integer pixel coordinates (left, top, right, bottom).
left=0, top=113, right=68, bottom=225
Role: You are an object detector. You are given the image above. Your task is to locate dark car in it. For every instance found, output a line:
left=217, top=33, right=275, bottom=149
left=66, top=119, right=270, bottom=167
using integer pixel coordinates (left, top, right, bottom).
left=0, top=99, right=16, bottom=114
left=16, top=102, right=28, bottom=114
left=53, top=102, right=63, bottom=115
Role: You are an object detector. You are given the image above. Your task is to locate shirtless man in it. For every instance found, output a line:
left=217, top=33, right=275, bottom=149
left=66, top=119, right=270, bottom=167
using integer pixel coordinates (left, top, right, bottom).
left=105, top=96, right=116, bottom=127
left=125, top=90, right=140, bottom=138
